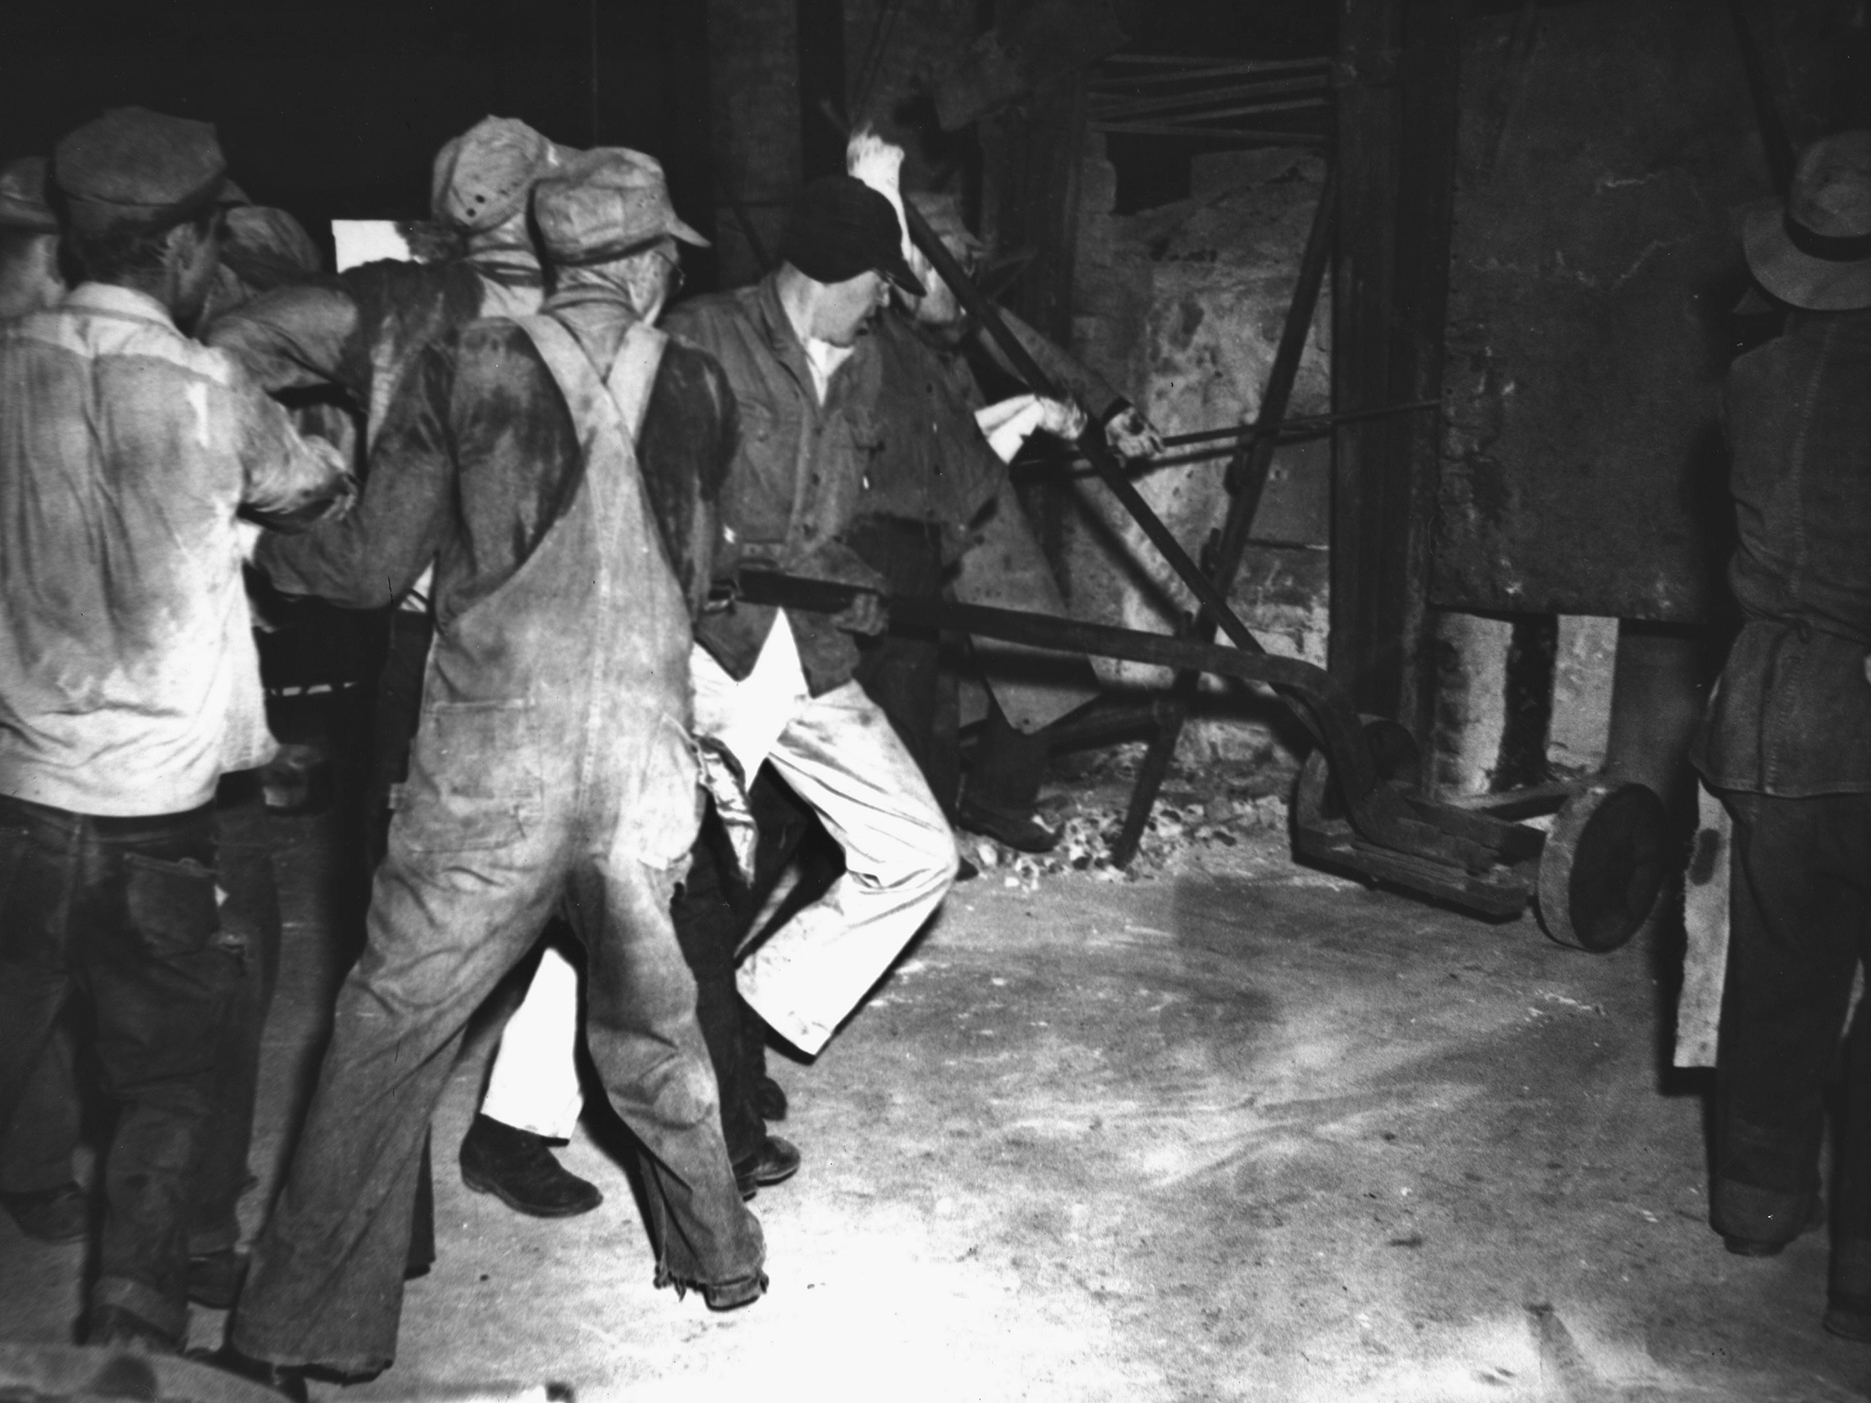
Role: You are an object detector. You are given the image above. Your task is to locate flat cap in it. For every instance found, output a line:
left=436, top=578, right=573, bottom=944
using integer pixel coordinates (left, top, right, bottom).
left=780, top=176, right=924, bottom=295
left=53, top=107, right=234, bottom=235
left=533, top=147, right=709, bottom=265
left=0, top=157, right=58, bottom=233
left=431, top=116, right=571, bottom=234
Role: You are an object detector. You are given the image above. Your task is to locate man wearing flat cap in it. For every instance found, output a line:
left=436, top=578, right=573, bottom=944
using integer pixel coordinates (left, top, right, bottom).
left=1690, top=129, right=1871, bottom=1341
left=664, top=175, right=960, bottom=1063
left=0, top=106, right=353, bottom=1353
left=224, top=147, right=762, bottom=1388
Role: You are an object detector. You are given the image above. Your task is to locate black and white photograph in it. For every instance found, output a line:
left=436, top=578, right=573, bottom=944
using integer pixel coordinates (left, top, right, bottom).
left=2, top=0, right=1869, bottom=1398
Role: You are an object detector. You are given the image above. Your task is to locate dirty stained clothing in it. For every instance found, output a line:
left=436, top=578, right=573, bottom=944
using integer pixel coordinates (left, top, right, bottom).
left=664, top=278, right=958, bottom=1056
left=233, top=297, right=759, bottom=1374
left=0, top=284, right=350, bottom=817
left=0, top=282, right=349, bottom=1343
left=664, top=275, right=887, bottom=695
left=1690, top=308, right=1871, bottom=1253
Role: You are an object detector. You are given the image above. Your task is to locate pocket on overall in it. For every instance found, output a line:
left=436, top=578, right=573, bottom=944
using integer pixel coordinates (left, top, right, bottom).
left=124, top=853, right=221, bottom=959
left=400, top=700, right=543, bottom=852
left=629, top=713, right=705, bottom=871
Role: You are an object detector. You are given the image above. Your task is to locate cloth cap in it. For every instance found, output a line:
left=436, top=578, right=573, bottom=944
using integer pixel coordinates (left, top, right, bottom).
left=220, top=205, right=321, bottom=290
left=0, top=157, right=58, bottom=233
left=533, top=147, right=709, bottom=265
left=1742, top=129, right=1871, bottom=312
left=780, top=176, right=925, bottom=295
left=906, top=191, right=984, bottom=258
left=430, top=116, right=570, bottom=233
left=53, top=107, right=237, bottom=236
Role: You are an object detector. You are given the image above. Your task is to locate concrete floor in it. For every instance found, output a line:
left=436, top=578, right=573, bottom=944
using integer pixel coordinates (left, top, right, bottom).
left=4, top=800, right=1869, bottom=1403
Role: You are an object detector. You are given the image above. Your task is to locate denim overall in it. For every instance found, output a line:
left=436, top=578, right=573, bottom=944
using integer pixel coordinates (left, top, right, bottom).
left=233, top=306, right=763, bottom=1374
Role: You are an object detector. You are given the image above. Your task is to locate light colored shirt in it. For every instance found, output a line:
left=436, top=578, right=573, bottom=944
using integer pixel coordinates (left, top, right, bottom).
left=0, top=283, right=349, bottom=816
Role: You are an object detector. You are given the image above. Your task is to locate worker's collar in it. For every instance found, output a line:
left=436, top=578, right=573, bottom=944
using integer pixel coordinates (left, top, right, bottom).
left=64, top=282, right=176, bottom=329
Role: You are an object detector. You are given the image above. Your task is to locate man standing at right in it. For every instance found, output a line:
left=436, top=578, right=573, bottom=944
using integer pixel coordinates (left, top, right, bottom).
left=1691, top=129, right=1871, bottom=1340
left=665, top=176, right=960, bottom=1061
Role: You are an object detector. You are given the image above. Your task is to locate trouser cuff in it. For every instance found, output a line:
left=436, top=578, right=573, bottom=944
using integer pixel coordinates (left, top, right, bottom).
left=1713, top=1174, right=1810, bottom=1248
left=92, top=1273, right=187, bottom=1344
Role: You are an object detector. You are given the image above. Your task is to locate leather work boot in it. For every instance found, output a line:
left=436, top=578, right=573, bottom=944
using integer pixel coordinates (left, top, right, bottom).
left=0, top=1182, right=88, bottom=1242
left=956, top=798, right=1061, bottom=854
left=459, top=1113, right=602, bottom=1218
left=734, top=1135, right=801, bottom=1200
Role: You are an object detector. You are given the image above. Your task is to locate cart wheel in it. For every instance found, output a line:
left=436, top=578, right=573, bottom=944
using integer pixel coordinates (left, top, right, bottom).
left=1536, top=780, right=1668, bottom=952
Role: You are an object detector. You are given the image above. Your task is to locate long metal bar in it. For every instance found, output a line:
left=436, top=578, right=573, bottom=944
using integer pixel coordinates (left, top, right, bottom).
left=1096, top=55, right=1331, bottom=77
left=900, top=197, right=1272, bottom=666
left=1091, top=78, right=1328, bottom=121
left=733, top=570, right=1508, bottom=873
left=1090, top=123, right=1331, bottom=145
left=1112, top=166, right=1337, bottom=865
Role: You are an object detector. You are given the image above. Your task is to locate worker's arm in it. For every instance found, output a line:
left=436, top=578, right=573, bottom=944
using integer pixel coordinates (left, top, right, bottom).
left=205, top=278, right=368, bottom=399
left=971, top=305, right=1164, bottom=459
left=252, top=340, right=452, bottom=606
left=227, top=354, right=355, bottom=533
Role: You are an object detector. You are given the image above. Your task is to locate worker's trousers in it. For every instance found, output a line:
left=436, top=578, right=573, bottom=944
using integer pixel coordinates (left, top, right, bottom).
left=231, top=811, right=763, bottom=1375
left=0, top=794, right=237, bottom=1344
left=694, top=618, right=958, bottom=1056
left=1713, top=789, right=1871, bottom=1256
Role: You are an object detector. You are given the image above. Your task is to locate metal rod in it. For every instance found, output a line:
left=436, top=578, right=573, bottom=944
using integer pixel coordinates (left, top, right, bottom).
left=899, top=196, right=1273, bottom=664
left=1113, top=166, right=1337, bottom=865
left=1091, top=79, right=1329, bottom=121
left=1096, top=55, right=1332, bottom=76
left=1089, top=123, right=1331, bottom=145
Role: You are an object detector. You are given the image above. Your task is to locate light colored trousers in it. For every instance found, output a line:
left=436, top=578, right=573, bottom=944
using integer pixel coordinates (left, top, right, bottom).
left=482, top=616, right=958, bottom=1134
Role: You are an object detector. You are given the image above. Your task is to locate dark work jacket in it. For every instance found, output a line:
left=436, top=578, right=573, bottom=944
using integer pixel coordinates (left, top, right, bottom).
left=1692, top=309, right=1871, bottom=796
left=664, top=275, right=886, bottom=695
left=856, top=308, right=1006, bottom=561
left=254, top=287, right=737, bottom=629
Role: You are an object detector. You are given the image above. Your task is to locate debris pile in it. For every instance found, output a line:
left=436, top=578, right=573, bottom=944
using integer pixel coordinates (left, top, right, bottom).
left=964, top=790, right=1292, bottom=889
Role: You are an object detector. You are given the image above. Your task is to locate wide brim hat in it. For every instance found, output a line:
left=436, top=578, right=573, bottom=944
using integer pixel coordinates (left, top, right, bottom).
left=533, top=146, right=709, bottom=265
left=1741, top=130, right=1871, bottom=312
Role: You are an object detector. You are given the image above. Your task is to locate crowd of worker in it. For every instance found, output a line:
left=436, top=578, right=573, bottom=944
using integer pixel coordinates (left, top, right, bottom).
left=0, top=104, right=1162, bottom=1389
left=3, top=92, right=1869, bottom=1385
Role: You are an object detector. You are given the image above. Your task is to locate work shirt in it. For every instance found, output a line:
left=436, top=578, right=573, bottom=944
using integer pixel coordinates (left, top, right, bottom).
left=665, top=275, right=887, bottom=695
left=859, top=308, right=1005, bottom=554
left=1692, top=308, right=1871, bottom=796
left=0, top=283, right=350, bottom=816
left=256, top=286, right=736, bottom=631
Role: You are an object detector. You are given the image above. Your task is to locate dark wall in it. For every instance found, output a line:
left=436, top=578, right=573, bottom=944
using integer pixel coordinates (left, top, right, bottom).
left=1432, top=0, right=1863, bottom=624
left=0, top=0, right=717, bottom=281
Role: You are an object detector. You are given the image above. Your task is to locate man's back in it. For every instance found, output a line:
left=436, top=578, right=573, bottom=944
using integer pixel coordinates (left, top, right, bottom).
left=0, top=284, right=342, bottom=816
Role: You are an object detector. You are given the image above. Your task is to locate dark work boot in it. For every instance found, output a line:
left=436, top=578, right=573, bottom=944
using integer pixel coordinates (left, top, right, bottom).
left=734, top=1135, right=801, bottom=1200
left=459, top=1114, right=601, bottom=1218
